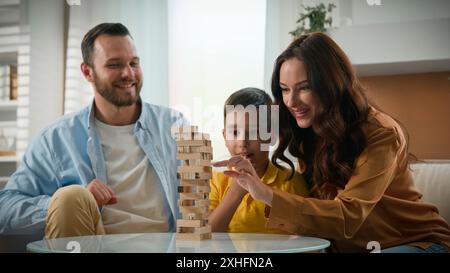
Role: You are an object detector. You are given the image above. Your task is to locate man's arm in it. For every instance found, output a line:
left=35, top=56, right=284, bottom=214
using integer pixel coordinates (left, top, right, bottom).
left=0, top=135, right=60, bottom=235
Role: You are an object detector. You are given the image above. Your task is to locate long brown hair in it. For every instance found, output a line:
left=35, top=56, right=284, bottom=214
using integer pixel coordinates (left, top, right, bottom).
left=271, top=32, right=370, bottom=199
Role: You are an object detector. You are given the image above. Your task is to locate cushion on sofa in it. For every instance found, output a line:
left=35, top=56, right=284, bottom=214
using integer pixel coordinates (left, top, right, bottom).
left=410, top=161, right=450, bottom=224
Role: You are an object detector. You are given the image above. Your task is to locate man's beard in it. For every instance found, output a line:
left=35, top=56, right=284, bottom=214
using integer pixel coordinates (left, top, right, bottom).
left=93, top=71, right=142, bottom=107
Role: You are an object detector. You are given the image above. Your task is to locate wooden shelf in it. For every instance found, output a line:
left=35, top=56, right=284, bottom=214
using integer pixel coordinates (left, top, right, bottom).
left=1, top=16, right=21, bottom=182
left=0, top=150, right=15, bottom=156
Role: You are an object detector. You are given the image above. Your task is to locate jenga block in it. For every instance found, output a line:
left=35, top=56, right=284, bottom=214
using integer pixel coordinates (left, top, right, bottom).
left=177, top=166, right=212, bottom=173
left=177, top=146, right=213, bottom=154
left=177, top=225, right=211, bottom=234
left=180, top=179, right=210, bottom=187
left=184, top=159, right=211, bottom=167
left=182, top=212, right=208, bottom=220
left=174, top=132, right=210, bottom=141
left=176, top=140, right=211, bottom=147
left=179, top=192, right=209, bottom=200
left=177, top=153, right=212, bottom=160
left=180, top=205, right=209, bottom=214
left=178, top=185, right=211, bottom=193
left=179, top=199, right=210, bottom=207
left=171, top=125, right=198, bottom=135
left=176, top=232, right=212, bottom=240
left=177, top=219, right=208, bottom=228
left=177, top=172, right=212, bottom=180
left=193, top=133, right=210, bottom=140
left=195, top=185, right=211, bottom=193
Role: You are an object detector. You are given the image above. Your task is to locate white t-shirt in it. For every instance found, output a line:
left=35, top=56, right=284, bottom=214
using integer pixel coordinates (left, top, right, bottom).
left=95, top=119, right=171, bottom=234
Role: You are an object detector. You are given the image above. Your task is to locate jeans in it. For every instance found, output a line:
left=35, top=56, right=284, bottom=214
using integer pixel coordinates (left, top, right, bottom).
left=381, top=243, right=448, bottom=253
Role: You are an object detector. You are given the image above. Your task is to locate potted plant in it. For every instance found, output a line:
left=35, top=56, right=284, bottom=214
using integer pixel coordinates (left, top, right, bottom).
left=289, top=3, right=336, bottom=38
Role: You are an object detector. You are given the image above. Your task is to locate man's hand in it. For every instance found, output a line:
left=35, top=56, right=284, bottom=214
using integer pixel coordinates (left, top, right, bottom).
left=86, top=179, right=118, bottom=206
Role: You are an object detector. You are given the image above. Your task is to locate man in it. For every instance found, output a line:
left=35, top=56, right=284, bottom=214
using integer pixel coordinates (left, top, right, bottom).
left=0, top=23, right=185, bottom=238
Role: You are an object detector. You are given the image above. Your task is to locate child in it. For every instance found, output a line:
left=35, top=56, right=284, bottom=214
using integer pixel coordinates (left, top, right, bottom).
left=208, top=87, right=309, bottom=233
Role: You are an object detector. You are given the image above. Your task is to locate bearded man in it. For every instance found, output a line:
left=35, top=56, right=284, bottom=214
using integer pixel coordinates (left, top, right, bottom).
left=0, top=23, right=186, bottom=238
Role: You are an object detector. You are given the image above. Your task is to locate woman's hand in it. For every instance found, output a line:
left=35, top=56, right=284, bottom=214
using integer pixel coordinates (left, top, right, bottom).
left=212, top=155, right=273, bottom=206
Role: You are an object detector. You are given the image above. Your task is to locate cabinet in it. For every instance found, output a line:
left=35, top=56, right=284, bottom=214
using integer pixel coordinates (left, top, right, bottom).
left=0, top=51, right=18, bottom=190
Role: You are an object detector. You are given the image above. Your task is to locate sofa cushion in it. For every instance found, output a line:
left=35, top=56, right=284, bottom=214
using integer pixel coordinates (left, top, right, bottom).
left=410, top=162, right=450, bottom=224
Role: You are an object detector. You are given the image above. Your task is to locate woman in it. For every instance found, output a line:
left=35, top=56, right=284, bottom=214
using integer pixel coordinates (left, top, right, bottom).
left=213, top=32, right=450, bottom=252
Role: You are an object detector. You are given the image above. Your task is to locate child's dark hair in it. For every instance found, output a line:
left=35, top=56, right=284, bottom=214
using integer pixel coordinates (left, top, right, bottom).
left=223, top=88, right=273, bottom=125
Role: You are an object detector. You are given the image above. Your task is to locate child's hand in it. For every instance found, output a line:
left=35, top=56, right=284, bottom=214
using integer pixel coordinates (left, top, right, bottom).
left=212, top=155, right=273, bottom=206
left=229, top=179, right=248, bottom=197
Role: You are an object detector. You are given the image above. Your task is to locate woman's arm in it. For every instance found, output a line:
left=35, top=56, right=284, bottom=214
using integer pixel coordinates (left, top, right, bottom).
left=216, top=127, right=403, bottom=240
left=267, top=127, right=402, bottom=239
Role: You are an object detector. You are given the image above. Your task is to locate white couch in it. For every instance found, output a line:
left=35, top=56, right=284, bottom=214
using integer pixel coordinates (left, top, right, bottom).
left=410, top=161, right=450, bottom=224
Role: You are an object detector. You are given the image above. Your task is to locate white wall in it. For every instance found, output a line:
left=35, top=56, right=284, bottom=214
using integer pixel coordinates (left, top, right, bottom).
left=333, top=0, right=450, bottom=75
left=350, top=0, right=450, bottom=25
left=264, top=0, right=301, bottom=92
left=329, top=0, right=450, bottom=75
left=28, top=0, right=64, bottom=139
left=168, top=0, right=267, bottom=160
left=265, top=0, right=450, bottom=78
left=64, top=0, right=169, bottom=114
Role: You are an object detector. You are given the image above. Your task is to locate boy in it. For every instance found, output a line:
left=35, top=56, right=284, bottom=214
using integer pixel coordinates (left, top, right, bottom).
left=208, top=87, right=309, bottom=233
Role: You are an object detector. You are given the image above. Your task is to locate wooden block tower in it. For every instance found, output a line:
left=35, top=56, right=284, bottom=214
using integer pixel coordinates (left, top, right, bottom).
left=172, top=125, right=212, bottom=240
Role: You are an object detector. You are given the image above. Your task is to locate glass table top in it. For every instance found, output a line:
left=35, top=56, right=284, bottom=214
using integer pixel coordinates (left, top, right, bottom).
left=27, top=232, right=330, bottom=253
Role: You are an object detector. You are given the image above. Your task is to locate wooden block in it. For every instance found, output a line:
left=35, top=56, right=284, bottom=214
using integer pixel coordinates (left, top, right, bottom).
left=177, top=146, right=213, bottom=154
left=180, top=179, right=210, bottom=187
left=176, top=232, right=212, bottom=240
left=0, top=151, right=16, bottom=156
left=181, top=212, right=208, bottom=220
left=178, top=185, right=211, bottom=194
left=177, top=172, right=212, bottom=180
left=195, top=185, right=211, bottom=193
left=179, top=192, right=209, bottom=200
left=180, top=205, right=209, bottom=214
left=177, top=166, right=212, bottom=173
left=177, top=225, right=211, bottom=234
left=177, top=153, right=212, bottom=160
left=179, top=199, right=210, bottom=207
left=177, top=219, right=208, bottom=228
left=184, top=159, right=211, bottom=167
left=174, top=132, right=210, bottom=141
left=171, top=125, right=198, bottom=135
left=176, top=140, right=211, bottom=147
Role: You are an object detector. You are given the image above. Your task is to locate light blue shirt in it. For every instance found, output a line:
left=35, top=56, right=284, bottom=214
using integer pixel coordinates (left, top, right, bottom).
left=0, top=101, right=187, bottom=235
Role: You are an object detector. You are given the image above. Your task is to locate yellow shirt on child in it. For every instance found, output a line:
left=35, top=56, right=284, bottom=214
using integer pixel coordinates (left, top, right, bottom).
left=209, top=161, right=309, bottom=234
